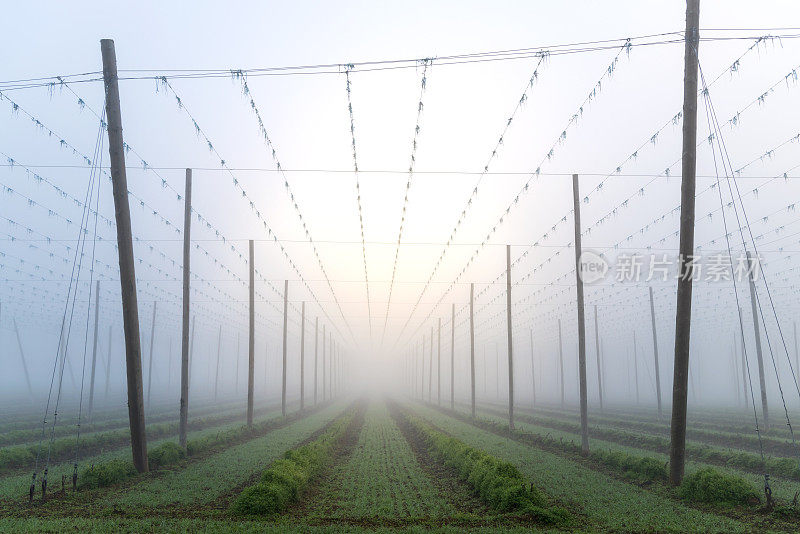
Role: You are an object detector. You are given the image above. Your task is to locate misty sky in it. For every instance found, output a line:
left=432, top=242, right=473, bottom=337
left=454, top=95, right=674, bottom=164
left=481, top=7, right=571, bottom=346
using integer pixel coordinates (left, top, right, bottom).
left=2, top=1, right=800, bottom=415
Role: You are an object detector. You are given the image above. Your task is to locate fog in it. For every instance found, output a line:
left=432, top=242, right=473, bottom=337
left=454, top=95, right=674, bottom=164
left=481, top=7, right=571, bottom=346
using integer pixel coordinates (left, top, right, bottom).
left=2, top=1, right=800, bottom=434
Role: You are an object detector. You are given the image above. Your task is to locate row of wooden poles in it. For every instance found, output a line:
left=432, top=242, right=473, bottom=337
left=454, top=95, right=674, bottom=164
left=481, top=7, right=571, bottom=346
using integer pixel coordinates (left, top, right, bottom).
left=408, top=0, right=771, bottom=487
left=98, top=40, right=345, bottom=474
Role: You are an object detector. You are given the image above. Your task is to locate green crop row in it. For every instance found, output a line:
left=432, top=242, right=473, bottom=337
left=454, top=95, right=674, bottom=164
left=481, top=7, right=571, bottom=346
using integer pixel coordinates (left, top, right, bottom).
left=504, top=409, right=800, bottom=482
left=78, top=409, right=315, bottom=490
left=0, top=408, right=274, bottom=473
left=401, top=411, right=568, bottom=525
left=231, top=410, right=356, bottom=516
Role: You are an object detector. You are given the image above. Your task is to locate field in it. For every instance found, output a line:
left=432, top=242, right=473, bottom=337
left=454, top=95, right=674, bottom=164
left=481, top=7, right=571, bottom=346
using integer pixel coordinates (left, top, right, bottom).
left=1, top=396, right=799, bottom=532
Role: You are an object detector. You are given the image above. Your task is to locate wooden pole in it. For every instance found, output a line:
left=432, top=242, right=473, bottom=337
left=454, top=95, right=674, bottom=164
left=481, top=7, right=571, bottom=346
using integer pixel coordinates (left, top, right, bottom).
left=88, top=280, right=100, bottom=418
left=732, top=332, right=741, bottom=406
left=314, top=317, right=318, bottom=405
left=437, top=317, right=442, bottom=405
left=739, top=307, right=747, bottom=402
left=593, top=305, right=603, bottom=411
left=178, top=167, right=192, bottom=448
left=529, top=329, right=536, bottom=408
left=794, top=321, right=799, bottom=384
left=281, top=280, right=288, bottom=416
left=450, top=303, right=455, bottom=410
left=146, top=301, right=157, bottom=408
left=322, top=324, right=327, bottom=401
left=247, top=240, right=255, bottom=426
left=101, top=39, right=147, bottom=472
left=746, top=251, right=769, bottom=431
left=235, top=332, right=241, bottom=394
left=558, top=318, right=565, bottom=407
left=12, top=319, right=33, bottom=398
left=300, top=302, right=306, bottom=412
left=470, top=283, right=476, bottom=419
left=429, top=327, right=433, bottom=402
left=648, top=286, right=663, bottom=417
left=214, top=325, right=222, bottom=401
left=572, top=174, right=589, bottom=455
left=104, top=324, right=112, bottom=401
left=669, top=0, right=700, bottom=485
left=633, top=330, right=640, bottom=404
left=506, top=244, right=515, bottom=429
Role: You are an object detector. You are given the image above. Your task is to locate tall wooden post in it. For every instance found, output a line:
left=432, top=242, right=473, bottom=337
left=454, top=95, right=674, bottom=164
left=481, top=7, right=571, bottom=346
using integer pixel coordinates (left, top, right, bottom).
left=322, top=324, right=327, bottom=401
left=746, top=251, right=769, bottom=431
left=669, top=0, right=700, bottom=485
left=732, top=333, right=741, bottom=405
left=794, top=321, right=799, bottom=383
left=648, top=287, right=662, bottom=417
left=105, top=325, right=113, bottom=401
left=435, top=317, right=440, bottom=405
left=178, top=167, right=192, bottom=448
left=300, top=302, right=306, bottom=411
left=506, top=244, right=515, bottom=429
left=450, top=303, right=455, bottom=410
left=572, top=174, right=590, bottom=454
left=529, top=329, right=536, bottom=407
left=12, top=319, right=33, bottom=398
left=428, top=327, right=433, bottom=402
left=235, top=332, right=241, bottom=394
left=558, top=318, right=565, bottom=407
left=146, top=301, right=157, bottom=408
left=88, top=280, right=100, bottom=418
left=281, top=280, right=288, bottom=416
left=739, top=307, right=747, bottom=402
left=247, top=240, right=255, bottom=426
left=593, top=305, right=603, bottom=411
left=470, top=283, right=476, bottom=418
left=314, top=317, right=319, bottom=405
left=633, top=330, right=640, bottom=404
left=101, top=39, right=147, bottom=472
left=214, top=325, right=222, bottom=401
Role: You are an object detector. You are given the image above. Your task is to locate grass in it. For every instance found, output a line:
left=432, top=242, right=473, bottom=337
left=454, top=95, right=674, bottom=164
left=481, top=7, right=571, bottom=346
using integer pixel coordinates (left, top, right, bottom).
left=411, top=403, right=748, bottom=532
left=299, top=401, right=468, bottom=520
left=678, top=467, right=761, bottom=506
left=231, top=409, right=356, bottom=515
left=401, top=410, right=568, bottom=525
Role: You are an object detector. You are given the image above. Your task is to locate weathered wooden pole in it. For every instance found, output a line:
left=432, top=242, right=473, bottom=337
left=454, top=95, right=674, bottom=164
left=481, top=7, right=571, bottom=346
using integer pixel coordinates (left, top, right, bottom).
left=572, top=173, right=590, bottom=455
left=299, top=302, right=306, bottom=411
left=12, top=318, right=33, bottom=398
left=437, top=317, right=442, bottom=405
left=732, top=333, right=741, bottom=405
left=88, top=280, right=100, bottom=418
left=739, top=307, right=747, bottom=402
left=314, top=317, right=319, bottom=405
left=669, top=0, right=700, bottom=485
left=214, top=325, right=222, bottom=401
left=247, top=240, right=255, bottom=426
left=558, top=318, right=565, bottom=407
left=178, top=168, right=192, bottom=447
left=235, top=332, right=241, bottom=394
left=593, top=305, right=603, bottom=411
left=470, top=283, right=476, bottom=418
left=146, top=301, right=157, bottom=408
left=450, top=303, right=455, bottom=410
left=104, top=324, right=112, bottom=401
left=281, top=280, right=288, bottom=416
left=506, top=244, right=515, bottom=429
left=746, top=251, right=769, bottom=431
left=633, top=330, right=640, bottom=404
left=794, top=321, right=799, bottom=384
left=648, top=286, right=663, bottom=417
left=101, top=38, right=147, bottom=472
left=529, top=329, right=536, bottom=408
left=429, top=327, right=433, bottom=402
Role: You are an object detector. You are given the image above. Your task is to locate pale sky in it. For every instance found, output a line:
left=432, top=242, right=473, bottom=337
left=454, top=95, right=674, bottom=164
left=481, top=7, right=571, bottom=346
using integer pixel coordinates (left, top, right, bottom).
left=2, top=1, right=800, bottom=411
